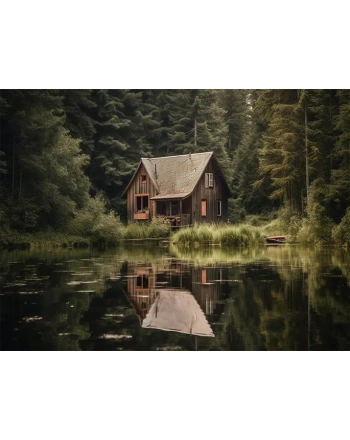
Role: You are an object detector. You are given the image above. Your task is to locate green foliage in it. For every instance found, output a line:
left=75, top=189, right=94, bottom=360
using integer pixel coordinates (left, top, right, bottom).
left=91, top=213, right=125, bottom=245
left=68, top=195, right=125, bottom=245
left=296, top=189, right=334, bottom=245
left=0, top=230, right=89, bottom=249
left=0, top=88, right=348, bottom=250
left=333, top=208, right=350, bottom=247
left=172, top=224, right=264, bottom=247
left=254, top=90, right=306, bottom=210
left=147, top=216, right=172, bottom=238
left=124, top=217, right=171, bottom=240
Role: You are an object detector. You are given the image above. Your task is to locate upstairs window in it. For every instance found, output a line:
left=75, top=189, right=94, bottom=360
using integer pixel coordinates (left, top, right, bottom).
left=140, top=174, right=147, bottom=184
left=205, top=173, right=214, bottom=188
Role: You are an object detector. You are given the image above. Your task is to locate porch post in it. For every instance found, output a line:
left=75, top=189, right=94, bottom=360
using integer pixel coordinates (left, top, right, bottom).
left=180, top=199, right=182, bottom=226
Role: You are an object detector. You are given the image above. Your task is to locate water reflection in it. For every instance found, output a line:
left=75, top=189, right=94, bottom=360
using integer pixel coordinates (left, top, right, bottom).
left=123, top=261, right=227, bottom=337
left=0, top=246, right=349, bottom=350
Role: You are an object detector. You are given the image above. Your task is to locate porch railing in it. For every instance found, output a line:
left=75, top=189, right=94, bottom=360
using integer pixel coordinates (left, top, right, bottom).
left=157, top=213, right=191, bottom=227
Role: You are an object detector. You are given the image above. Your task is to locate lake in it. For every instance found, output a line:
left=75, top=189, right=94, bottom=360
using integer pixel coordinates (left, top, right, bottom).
left=1, top=244, right=349, bottom=350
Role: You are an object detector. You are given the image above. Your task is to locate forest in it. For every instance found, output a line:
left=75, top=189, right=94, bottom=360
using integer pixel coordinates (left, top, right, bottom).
left=0, top=89, right=349, bottom=247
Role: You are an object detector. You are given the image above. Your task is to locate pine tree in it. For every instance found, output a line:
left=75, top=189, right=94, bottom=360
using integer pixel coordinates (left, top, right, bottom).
left=167, top=89, right=230, bottom=176
left=92, top=89, right=134, bottom=190
left=330, top=89, right=350, bottom=220
left=218, top=89, right=248, bottom=158
left=254, top=89, right=306, bottom=212
left=62, top=89, right=97, bottom=154
left=0, top=90, right=90, bottom=231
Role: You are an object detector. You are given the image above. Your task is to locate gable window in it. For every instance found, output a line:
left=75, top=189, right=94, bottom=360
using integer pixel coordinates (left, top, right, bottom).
left=205, top=173, right=214, bottom=188
left=139, top=173, right=147, bottom=193
left=201, top=199, right=207, bottom=217
left=217, top=200, right=222, bottom=217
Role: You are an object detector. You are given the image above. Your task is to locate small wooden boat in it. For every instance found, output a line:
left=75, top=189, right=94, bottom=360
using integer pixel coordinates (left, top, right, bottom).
left=265, top=235, right=287, bottom=244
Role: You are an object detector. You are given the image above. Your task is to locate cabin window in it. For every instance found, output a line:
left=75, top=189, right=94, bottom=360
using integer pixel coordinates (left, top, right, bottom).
left=201, top=199, right=207, bottom=217
left=205, top=173, right=214, bottom=188
left=140, top=174, right=147, bottom=184
left=136, top=275, right=149, bottom=289
left=157, top=202, right=167, bottom=216
left=136, top=195, right=149, bottom=212
left=170, top=201, right=179, bottom=216
left=217, top=200, right=222, bottom=216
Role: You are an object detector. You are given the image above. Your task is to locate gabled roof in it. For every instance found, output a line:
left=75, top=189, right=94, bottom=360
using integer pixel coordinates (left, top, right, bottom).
left=123, top=151, right=230, bottom=199
left=142, top=289, right=214, bottom=337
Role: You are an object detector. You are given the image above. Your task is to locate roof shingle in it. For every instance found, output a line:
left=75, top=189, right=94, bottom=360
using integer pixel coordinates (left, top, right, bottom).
left=142, top=151, right=213, bottom=199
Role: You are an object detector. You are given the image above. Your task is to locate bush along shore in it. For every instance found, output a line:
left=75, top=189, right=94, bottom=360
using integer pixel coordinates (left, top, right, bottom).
left=0, top=216, right=172, bottom=250
left=1, top=209, right=350, bottom=250
left=172, top=224, right=265, bottom=247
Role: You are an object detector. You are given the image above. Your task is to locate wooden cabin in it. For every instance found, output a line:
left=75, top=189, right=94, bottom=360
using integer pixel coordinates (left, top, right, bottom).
left=123, top=152, right=231, bottom=226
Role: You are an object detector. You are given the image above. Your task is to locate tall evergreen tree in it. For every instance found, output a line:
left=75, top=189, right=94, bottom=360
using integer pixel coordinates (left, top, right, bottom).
left=330, top=89, right=350, bottom=220
left=254, top=89, right=306, bottom=212
left=218, top=89, right=248, bottom=158
left=62, top=89, right=97, bottom=154
left=0, top=90, right=90, bottom=231
left=167, top=89, right=230, bottom=176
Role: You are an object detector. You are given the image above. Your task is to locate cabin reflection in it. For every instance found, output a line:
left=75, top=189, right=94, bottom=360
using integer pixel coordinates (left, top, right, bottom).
left=123, top=260, right=227, bottom=337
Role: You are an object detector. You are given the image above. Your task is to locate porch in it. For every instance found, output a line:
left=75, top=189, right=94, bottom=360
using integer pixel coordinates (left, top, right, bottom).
left=154, top=197, right=192, bottom=228
left=158, top=213, right=191, bottom=228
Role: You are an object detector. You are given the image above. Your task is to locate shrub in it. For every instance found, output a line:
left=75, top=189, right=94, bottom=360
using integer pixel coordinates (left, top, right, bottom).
left=172, top=223, right=264, bottom=248
left=147, top=217, right=172, bottom=238
left=68, top=194, right=125, bottom=245
left=91, top=213, right=125, bottom=245
left=123, top=217, right=171, bottom=240
left=333, top=208, right=350, bottom=247
left=296, top=191, right=334, bottom=245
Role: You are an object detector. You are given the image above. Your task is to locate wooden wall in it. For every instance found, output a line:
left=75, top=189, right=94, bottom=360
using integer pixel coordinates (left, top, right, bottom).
left=126, top=157, right=229, bottom=224
left=191, top=158, right=229, bottom=224
left=126, top=163, right=157, bottom=223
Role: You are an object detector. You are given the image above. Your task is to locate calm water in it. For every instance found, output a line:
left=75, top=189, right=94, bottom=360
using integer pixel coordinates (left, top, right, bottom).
left=0, top=245, right=349, bottom=350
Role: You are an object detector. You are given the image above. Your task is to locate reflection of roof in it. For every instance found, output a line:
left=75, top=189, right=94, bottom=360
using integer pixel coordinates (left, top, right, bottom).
left=142, top=289, right=214, bottom=337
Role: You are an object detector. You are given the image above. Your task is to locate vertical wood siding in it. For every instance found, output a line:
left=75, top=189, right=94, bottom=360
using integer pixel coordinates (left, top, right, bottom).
left=191, top=158, right=229, bottom=224
left=126, top=163, right=157, bottom=223
left=126, top=157, right=229, bottom=224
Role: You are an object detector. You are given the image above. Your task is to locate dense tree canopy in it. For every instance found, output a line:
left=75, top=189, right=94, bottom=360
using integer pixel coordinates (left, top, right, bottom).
left=0, top=89, right=349, bottom=238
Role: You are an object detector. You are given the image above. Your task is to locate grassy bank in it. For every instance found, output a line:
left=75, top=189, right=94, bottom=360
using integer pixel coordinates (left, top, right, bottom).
left=0, top=231, right=90, bottom=250
left=172, top=224, right=265, bottom=247
left=244, top=207, right=350, bottom=249
left=0, top=217, right=172, bottom=250
left=2, top=207, right=349, bottom=251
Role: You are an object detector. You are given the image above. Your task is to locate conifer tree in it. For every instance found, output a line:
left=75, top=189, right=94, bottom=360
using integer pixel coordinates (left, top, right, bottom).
left=0, top=90, right=90, bottom=230
left=330, top=89, right=350, bottom=220
left=92, top=89, right=133, bottom=190
left=167, top=89, right=230, bottom=177
left=62, top=89, right=97, bottom=154
left=254, top=89, right=306, bottom=212
left=218, top=89, right=248, bottom=158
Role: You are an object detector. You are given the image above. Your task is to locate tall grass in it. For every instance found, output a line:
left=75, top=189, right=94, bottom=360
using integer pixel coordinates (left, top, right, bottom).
left=124, top=217, right=171, bottom=240
left=172, top=224, right=265, bottom=247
